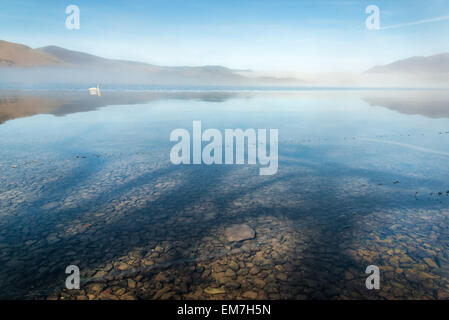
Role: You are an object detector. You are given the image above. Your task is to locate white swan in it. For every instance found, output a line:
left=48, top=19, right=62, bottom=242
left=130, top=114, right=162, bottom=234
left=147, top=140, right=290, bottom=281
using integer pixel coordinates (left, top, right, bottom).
left=88, top=84, right=101, bottom=96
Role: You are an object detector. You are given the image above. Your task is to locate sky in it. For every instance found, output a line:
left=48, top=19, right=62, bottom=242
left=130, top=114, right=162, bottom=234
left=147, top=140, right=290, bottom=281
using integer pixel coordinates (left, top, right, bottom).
left=1, top=0, right=449, bottom=73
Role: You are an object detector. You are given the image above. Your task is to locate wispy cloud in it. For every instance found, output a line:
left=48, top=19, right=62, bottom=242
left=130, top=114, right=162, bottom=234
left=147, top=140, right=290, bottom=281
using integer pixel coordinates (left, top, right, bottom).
left=381, top=14, right=449, bottom=30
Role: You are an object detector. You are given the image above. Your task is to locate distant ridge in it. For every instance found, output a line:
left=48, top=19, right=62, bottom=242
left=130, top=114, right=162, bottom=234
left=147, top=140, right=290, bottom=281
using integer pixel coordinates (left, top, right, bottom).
left=38, top=45, right=138, bottom=67
left=365, top=53, right=449, bottom=74
left=0, top=40, right=300, bottom=86
left=0, top=40, right=63, bottom=67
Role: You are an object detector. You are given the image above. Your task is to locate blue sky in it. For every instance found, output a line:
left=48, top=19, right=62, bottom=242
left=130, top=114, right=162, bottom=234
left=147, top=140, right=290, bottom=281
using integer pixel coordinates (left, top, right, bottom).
left=1, top=0, right=449, bottom=72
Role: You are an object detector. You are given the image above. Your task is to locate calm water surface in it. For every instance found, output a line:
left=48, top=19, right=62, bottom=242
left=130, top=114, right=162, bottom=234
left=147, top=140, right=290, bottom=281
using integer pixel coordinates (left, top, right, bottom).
left=0, top=89, right=449, bottom=299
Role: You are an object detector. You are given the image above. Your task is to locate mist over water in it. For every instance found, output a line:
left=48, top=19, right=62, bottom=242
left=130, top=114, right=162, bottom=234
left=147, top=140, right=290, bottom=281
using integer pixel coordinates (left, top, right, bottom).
left=1, top=89, right=449, bottom=299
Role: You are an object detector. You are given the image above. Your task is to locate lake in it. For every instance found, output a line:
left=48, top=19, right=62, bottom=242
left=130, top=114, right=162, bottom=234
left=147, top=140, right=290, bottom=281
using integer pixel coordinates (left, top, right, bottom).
left=0, top=89, right=448, bottom=299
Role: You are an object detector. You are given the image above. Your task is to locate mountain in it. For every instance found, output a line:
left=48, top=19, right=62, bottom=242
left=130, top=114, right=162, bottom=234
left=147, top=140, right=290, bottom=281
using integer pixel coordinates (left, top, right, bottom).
left=0, top=40, right=300, bottom=86
left=38, top=45, right=136, bottom=66
left=365, top=53, right=449, bottom=74
left=37, top=45, right=168, bottom=72
left=0, top=40, right=64, bottom=67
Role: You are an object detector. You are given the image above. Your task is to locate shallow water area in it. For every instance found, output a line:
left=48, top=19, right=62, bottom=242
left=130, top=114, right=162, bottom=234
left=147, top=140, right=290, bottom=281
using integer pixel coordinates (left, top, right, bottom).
left=1, top=89, right=449, bottom=300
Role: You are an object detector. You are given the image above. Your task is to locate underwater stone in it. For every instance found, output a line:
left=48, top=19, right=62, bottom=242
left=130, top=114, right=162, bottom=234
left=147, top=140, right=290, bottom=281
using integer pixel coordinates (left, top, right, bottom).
left=224, top=224, right=255, bottom=242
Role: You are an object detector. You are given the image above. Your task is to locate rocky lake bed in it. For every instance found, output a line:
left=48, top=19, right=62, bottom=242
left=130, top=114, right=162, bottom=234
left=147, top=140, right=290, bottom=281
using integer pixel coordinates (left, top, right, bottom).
left=1, top=90, right=449, bottom=300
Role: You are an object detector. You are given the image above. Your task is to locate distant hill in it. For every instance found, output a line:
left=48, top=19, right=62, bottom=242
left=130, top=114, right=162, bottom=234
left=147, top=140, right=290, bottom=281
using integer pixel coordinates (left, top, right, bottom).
left=0, top=40, right=63, bottom=67
left=0, top=40, right=300, bottom=86
left=38, top=45, right=142, bottom=67
left=365, top=53, right=449, bottom=74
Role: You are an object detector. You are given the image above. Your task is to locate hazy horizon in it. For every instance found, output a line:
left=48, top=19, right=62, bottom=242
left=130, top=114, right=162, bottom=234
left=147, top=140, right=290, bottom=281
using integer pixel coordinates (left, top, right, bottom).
left=2, top=38, right=449, bottom=88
